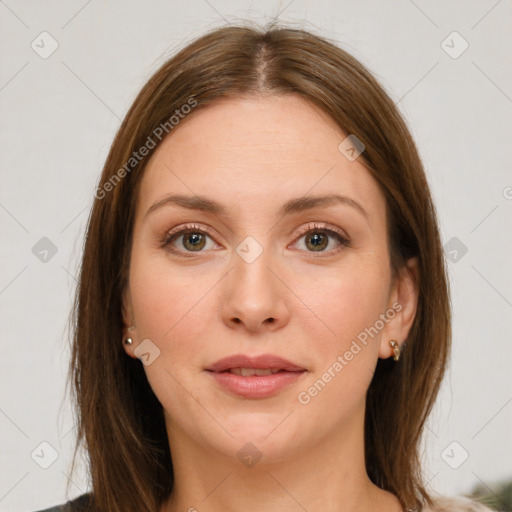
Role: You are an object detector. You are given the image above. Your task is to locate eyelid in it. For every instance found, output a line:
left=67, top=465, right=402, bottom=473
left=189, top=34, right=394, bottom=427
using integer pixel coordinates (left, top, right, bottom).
left=163, top=222, right=215, bottom=241
left=292, top=222, right=349, bottom=242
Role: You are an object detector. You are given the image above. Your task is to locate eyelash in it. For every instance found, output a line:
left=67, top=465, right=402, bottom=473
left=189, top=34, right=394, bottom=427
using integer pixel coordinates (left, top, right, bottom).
left=161, top=222, right=350, bottom=258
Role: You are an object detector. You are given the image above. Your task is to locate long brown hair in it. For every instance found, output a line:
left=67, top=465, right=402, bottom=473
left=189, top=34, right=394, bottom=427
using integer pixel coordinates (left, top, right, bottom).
left=66, top=22, right=451, bottom=512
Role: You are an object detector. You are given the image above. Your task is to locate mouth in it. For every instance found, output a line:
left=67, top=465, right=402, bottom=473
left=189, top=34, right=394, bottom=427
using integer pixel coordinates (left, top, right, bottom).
left=220, top=367, right=287, bottom=376
left=205, top=354, right=306, bottom=399
left=205, top=353, right=306, bottom=373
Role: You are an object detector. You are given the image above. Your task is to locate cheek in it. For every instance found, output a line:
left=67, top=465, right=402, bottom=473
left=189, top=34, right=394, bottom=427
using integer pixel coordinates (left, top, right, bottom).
left=128, top=251, right=218, bottom=365
left=128, top=254, right=217, bottom=427
left=293, top=257, right=391, bottom=352
left=293, top=265, right=390, bottom=416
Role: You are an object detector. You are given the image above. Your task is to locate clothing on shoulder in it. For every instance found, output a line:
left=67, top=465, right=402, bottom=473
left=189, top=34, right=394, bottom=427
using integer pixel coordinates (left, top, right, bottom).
left=424, top=496, right=497, bottom=512
left=32, top=492, right=92, bottom=512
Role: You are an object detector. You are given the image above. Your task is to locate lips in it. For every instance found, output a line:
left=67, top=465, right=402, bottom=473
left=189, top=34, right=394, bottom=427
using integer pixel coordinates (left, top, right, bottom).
left=205, top=354, right=306, bottom=373
left=205, top=354, right=306, bottom=399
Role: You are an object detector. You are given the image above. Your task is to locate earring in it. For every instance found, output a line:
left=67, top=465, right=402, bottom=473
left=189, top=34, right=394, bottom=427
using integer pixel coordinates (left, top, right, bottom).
left=389, top=340, right=400, bottom=362
left=124, top=325, right=136, bottom=346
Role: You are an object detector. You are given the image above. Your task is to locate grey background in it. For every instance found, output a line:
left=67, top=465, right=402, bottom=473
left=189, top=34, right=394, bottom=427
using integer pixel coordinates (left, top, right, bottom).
left=1, top=1, right=511, bottom=511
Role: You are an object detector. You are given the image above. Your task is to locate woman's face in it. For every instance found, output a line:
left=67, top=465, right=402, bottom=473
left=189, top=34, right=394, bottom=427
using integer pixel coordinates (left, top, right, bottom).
left=122, top=94, right=418, bottom=465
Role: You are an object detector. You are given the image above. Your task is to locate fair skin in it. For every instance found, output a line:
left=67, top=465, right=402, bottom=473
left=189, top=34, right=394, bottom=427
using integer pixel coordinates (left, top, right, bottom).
left=122, top=94, right=419, bottom=512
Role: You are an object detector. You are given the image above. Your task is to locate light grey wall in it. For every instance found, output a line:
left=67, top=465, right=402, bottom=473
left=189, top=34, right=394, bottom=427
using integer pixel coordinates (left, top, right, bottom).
left=1, top=1, right=511, bottom=511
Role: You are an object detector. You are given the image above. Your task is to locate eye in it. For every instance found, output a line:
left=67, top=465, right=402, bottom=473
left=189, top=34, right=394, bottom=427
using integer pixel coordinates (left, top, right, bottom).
left=161, top=222, right=350, bottom=258
left=292, top=222, right=350, bottom=254
left=161, top=224, right=219, bottom=256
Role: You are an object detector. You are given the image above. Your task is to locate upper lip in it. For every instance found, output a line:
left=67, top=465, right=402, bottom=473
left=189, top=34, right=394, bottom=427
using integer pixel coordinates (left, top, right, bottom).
left=206, top=354, right=306, bottom=373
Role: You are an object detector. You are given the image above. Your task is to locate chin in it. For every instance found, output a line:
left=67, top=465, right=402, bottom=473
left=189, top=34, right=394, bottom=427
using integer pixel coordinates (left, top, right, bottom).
left=217, top=417, right=306, bottom=463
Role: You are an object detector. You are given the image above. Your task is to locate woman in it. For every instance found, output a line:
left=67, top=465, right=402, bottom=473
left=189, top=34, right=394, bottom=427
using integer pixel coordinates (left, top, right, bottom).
left=35, top=23, right=495, bottom=512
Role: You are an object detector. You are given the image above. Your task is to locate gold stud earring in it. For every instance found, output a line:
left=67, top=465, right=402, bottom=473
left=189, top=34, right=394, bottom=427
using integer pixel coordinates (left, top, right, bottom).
left=389, top=340, right=400, bottom=362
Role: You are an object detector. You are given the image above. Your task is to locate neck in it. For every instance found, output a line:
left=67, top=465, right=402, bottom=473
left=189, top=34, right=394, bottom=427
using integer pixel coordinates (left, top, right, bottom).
left=160, top=412, right=403, bottom=512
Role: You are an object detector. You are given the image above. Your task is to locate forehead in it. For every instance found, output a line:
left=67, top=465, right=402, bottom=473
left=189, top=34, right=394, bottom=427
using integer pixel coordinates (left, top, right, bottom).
left=136, top=94, right=386, bottom=226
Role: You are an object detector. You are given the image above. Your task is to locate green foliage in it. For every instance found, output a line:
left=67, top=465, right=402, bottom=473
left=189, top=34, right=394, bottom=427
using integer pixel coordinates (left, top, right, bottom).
left=469, top=479, right=512, bottom=511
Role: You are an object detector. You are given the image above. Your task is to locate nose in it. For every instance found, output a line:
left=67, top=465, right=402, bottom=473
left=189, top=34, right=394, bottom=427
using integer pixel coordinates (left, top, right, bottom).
left=221, top=245, right=291, bottom=333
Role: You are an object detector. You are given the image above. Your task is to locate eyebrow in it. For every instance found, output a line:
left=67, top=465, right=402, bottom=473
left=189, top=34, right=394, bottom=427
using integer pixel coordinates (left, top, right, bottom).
left=145, top=193, right=369, bottom=220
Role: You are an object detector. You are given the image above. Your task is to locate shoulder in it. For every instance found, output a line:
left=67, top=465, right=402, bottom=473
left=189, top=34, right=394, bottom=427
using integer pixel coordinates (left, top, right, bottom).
left=32, top=492, right=93, bottom=512
left=422, top=495, right=497, bottom=512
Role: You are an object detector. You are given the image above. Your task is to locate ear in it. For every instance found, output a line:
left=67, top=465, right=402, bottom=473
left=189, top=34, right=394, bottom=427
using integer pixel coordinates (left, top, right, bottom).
left=121, top=284, right=138, bottom=359
left=378, top=256, right=420, bottom=359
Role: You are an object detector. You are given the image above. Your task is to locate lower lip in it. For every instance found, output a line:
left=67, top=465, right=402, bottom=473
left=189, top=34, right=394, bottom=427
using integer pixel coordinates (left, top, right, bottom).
left=207, top=370, right=306, bottom=399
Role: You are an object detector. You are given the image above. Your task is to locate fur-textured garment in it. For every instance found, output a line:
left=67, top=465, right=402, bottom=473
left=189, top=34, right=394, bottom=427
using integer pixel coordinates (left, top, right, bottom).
left=422, top=496, right=497, bottom=512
